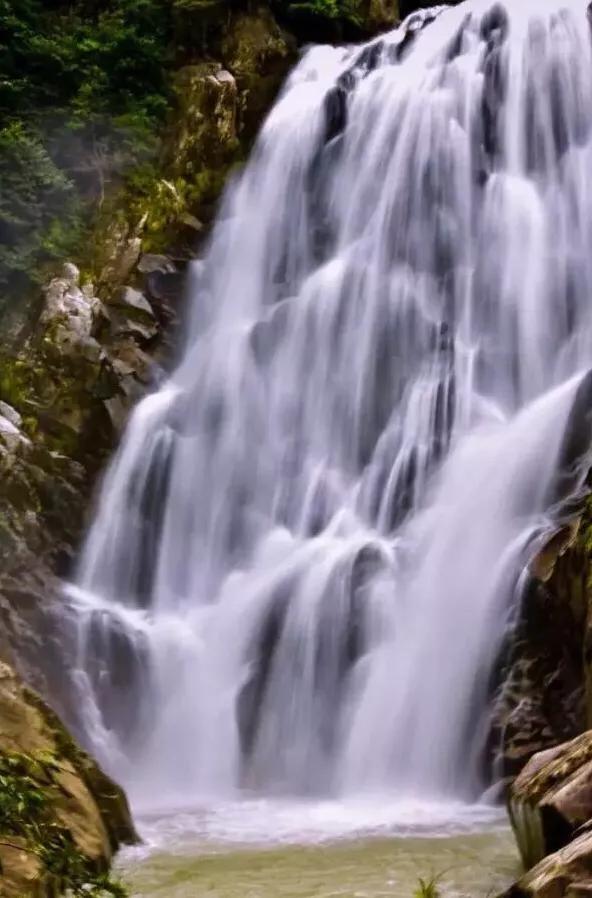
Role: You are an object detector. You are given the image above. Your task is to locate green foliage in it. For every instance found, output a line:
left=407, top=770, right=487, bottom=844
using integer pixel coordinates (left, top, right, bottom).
left=413, top=875, right=441, bottom=898
left=0, top=750, right=129, bottom=897
left=0, top=0, right=174, bottom=314
left=0, top=753, right=47, bottom=823
left=38, top=830, right=129, bottom=898
left=0, top=0, right=172, bottom=124
left=0, top=121, right=78, bottom=290
left=282, top=0, right=363, bottom=25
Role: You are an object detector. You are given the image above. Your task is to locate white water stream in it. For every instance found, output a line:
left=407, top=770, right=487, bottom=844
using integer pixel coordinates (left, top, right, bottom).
left=66, top=1, right=592, bottom=860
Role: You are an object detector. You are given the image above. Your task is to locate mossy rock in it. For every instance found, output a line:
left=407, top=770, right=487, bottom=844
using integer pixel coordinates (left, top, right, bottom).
left=221, top=7, right=297, bottom=140
left=0, top=661, right=137, bottom=898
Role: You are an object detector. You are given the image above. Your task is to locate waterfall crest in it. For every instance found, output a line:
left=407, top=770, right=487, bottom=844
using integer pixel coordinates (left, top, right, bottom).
left=68, top=0, right=592, bottom=807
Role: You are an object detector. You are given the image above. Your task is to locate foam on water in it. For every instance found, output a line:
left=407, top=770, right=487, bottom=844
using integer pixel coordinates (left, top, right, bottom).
left=126, top=799, right=506, bottom=858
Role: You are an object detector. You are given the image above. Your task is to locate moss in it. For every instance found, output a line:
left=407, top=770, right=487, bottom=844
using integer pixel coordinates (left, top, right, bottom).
left=0, top=327, right=121, bottom=466
left=0, top=355, right=38, bottom=420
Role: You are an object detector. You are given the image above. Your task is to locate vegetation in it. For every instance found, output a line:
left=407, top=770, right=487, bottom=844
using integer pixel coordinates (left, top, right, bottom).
left=0, top=750, right=128, bottom=896
left=0, top=0, right=173, bottom=316
left=413, top=875, right=441, bottom=898
left=0, top=0, right=369, bottom=326
left=276, top=0, right=365, bottom=29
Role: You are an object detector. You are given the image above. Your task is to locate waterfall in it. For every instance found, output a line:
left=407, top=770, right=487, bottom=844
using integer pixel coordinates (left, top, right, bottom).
left=67, top=0, right=592, bottom=809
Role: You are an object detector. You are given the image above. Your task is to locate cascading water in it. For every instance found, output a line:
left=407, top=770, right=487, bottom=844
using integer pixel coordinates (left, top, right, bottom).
left=67, top=0, right=592, bottom=812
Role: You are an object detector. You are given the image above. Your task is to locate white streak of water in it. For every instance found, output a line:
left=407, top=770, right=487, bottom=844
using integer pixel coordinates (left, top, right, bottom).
left=67, top=0, right=592, bottom=817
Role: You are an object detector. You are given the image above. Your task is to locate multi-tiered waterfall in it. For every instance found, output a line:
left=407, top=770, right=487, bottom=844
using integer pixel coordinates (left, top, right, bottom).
left=67, top=0, right=592, bottom=812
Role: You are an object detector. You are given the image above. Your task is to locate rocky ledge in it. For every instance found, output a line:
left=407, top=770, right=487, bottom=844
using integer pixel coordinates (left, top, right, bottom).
left=501, top=731, right=592, bottom=897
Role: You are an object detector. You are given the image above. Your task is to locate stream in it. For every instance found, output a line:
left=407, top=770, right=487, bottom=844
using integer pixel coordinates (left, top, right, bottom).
left=119, top=802, right=518, bottom=897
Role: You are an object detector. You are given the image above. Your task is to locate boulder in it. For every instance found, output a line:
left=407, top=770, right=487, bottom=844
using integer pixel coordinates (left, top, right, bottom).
left=531, top=519, right=583, bottom=584
left=41, top=264, right=103, bottom=361
left=500, top=830, right=592, bottom=898
left=112, top=286, right=156, bottom=319
left=0, top=660, right=137, bottom=898
left=0, top=412, right=29, bottom=452
left=509, top=732, right=592, bottom=870
left=137, top=253, right=176, bottom=275
left=0, top=401, right=22, bottom=430
left=97, top=213, right=146, bottom=293
left=103, top=286, right=158, bottom=343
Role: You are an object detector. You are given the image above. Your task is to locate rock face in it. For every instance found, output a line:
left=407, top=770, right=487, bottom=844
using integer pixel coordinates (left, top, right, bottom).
left=509, top=733, right=592, bottom=869
left=493, top=370, right=592, bottom=781
left=221, top=6, right=297, bottom=141
left=491, top=496, right=592, bottom=783
left=491, top=574, right=587, bottom=783
left=0, top=660, right=136, bottom=898
left=502, top=831, right=592, bottom=898
left=500, top=732, right=592, bottom=898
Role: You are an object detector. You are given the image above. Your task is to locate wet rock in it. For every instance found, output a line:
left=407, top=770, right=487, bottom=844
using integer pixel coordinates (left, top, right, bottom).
left=324, top=85, right=349, bottom=143
left=509, top=732, right=592, bottom=870
left=0, top=401, right=22, bottom=429
left=146, top=269, right=186, bottom=306
left=494, top=413, right=592, bottom=786
left=237, top=584, right=292, bottom=761
left=179, top=211, right=204, bottom=233
left=0, top=660, right=136, bottom=898
left=446, top=14, right=471, bottom=63
left=221, top=7, right=296, bottom=142
left=113, top=286, right=156, bottom=318
left=103, top=286, right=158, bottom=344
left=249, top=299, right=291, bottom=366
left=0, top=412, right=29, bottom=453
left=500, top=829, right=592, bottom=898
left=354, top=39, right=384, bottom=73
left=104, top=395, right=131, bottom=434
left=106, top=338, right=157, bottom=384
left=552, top=371, right=592, bottom=505
left=62, top=261, right=81, bottom=286
left=481, top=43, right=508, bottom=162
left=83, top=608, right=154, bottom=747
left=106, top=312, right=158, bottom=343
left=97, top=214, right=146, bottom=293
left=41, top=265, right=104, bottom=362
left=166, top=62, right=239, bottom=185
left=491, top=574, right=585, bottom=785
left=531, top=519, right=583, bottom=584
left=137, top=253, right=176, bottom=275
left=480, top=2, right=509, bottom=45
